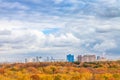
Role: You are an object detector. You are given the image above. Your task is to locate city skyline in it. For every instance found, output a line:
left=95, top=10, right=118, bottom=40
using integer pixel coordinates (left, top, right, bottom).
left=0, top=53, right=115, bottom=63
left=0, top=0, right=120, bottom=62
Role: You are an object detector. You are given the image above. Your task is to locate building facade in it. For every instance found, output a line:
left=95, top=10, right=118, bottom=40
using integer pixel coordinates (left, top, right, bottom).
left=67, top=54, right=74, bottom=62
left=77, top=55, right=96, bottom=62
left=77, top=55, right=82, bottom=62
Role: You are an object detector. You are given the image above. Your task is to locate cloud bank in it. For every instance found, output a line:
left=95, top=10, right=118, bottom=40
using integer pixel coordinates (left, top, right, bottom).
left=0, top=0, right=120, bottom=59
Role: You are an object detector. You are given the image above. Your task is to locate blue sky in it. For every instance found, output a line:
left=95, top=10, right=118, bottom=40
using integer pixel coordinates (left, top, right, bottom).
left=0, top=0, right=120, bottom=61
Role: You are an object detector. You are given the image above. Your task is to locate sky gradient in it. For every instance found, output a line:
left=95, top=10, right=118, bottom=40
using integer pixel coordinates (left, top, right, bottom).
left=0, top=0, right=120, bottom=61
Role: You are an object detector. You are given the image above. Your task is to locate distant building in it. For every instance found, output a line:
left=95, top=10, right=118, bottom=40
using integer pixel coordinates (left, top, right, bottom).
left=82, top=55, right=96, bottom=62
left=77, top=55, right=96, bottom=62
left=50, top=57, right=54, bottom=62
left=97, top=56, right=107, bottom=61
left=45, top=57, right=55, bottom=62
left=36, top=56, right=39, bottom=62
left=24, top=56, right=42, bottom=63
left=67, top=54, right=74, bottom=62
left=25, top=58, right=27, bottom=63
left=36, top=56, right=42, bottom=62
left=77, top=55, right=82, bottom=62
left=97, top=56, right=101, bottom=60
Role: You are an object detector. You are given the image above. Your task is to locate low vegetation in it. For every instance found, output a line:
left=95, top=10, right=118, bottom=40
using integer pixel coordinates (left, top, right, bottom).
left=0, top=61, right=120, bottom=80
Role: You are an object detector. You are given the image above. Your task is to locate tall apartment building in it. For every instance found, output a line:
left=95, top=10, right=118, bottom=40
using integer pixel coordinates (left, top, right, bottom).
left=77, top=55, right=96, bottom=62
left=77, top=55, right=82, bottom=62
left=67, top=54, right=74, bottom=62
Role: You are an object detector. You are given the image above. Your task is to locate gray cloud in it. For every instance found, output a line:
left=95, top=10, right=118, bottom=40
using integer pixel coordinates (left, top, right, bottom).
left=0, top=29, right=11, bottom=35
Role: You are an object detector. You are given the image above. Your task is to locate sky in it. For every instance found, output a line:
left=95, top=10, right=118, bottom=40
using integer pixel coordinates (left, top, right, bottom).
left=0, top=0, right=120, bottom=62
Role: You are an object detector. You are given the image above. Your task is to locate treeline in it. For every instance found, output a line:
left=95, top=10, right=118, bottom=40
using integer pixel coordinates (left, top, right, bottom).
left=0, top=61, right=120, bottom=80
left=75, top=61, right=120, bottom=68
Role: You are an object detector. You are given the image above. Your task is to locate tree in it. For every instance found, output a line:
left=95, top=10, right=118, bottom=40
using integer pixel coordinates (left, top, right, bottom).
left=30, top=74, right=40, bottom=80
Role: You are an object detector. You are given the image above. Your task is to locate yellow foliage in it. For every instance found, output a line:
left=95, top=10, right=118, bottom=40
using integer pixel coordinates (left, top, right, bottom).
left=0, top=62, right=120, bottom=80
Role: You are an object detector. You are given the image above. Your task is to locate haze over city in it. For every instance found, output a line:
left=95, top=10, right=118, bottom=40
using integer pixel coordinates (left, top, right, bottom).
left=0, top=0, right=120, bottom=62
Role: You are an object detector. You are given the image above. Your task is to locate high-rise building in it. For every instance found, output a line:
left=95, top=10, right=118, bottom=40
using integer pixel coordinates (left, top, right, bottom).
left=36, top=56, right=39, bottom=62
left=82, top=55, right=96, bottom=62
left=77, top=55, right=82, bottom=62
left=36, top=56, right=42, bottom=62
left=25, top=58, right=27, bottom=63
left=97, top=56, right=101, bottom=60
left=67, top=54, right=74, bottom=62
left=77, top=55, right=96, bottom=62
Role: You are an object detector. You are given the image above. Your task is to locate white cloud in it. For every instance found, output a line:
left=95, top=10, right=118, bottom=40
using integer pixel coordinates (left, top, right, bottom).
left=48, top=33, right=80, bottom=47
left=54, top=0, right=63, bottom=4
left=99, top=0, right=118, bottom=4
left=0, top=1, right=28, bottom=10
left=0, top=0, right=120, bottom=59
left=0, top=19, right=65, bottom=30
left=0, top=13, right=120, bottom=56
left=93, top=40, right=117, bottom=52
left=0, top=28, right=81, bottom=54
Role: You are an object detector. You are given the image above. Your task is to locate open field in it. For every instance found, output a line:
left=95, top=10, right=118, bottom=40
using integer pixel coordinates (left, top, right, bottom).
left=0, top=61, right=120, bottom=80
